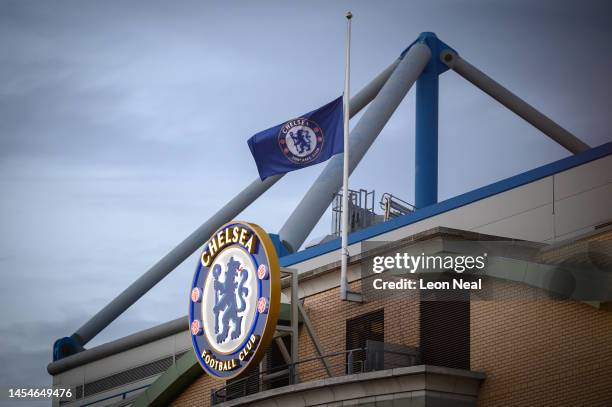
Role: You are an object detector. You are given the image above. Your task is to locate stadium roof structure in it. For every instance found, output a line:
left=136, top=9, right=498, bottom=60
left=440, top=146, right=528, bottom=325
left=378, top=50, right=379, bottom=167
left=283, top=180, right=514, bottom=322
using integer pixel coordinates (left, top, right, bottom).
left=51, top=31, right=604, bottom=366
left=47, top=140, right=612, bottom=377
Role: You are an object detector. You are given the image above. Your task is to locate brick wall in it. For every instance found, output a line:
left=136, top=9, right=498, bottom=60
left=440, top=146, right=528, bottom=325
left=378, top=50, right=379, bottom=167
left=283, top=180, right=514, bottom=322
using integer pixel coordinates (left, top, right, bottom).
left=171, top=279, right=421, bottom=406
left=472, top=283, right=612, bottom=406
left=473, top=229, right=612, bottom=406
left=172, top=230, right=612, bottom=406
left=170, top=373, right=216, bottom=407
left=297, top=279, right=420, bottom=382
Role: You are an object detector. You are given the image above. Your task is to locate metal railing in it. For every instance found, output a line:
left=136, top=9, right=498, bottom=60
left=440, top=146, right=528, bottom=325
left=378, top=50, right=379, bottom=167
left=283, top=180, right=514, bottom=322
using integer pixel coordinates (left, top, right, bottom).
left=211, top=343, right=420, bottom=405
left=332, top=188, right=378, bottom=236
left=380, top=193, right=415, bottom=221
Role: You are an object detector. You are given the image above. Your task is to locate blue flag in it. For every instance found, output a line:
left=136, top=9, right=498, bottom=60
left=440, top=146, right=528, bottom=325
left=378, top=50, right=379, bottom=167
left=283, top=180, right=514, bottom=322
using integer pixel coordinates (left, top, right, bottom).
left=247, top=96, right=344, bottom=180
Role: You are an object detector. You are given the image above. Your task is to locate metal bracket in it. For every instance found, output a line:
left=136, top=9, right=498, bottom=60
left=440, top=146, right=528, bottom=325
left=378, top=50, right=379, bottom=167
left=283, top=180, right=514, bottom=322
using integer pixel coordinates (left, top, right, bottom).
left=276, top=267, right=334, bottom=378
left=297, top=301, right=333, bottom=377
left=344, top=290, right=363, bottom=303
left=279, top=267, right=300, bottom=383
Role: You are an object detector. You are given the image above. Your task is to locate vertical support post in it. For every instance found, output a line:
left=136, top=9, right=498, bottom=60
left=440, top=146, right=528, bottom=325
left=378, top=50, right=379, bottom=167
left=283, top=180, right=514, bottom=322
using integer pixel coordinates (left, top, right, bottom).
left=415, top=56, right=439, bottom=209
left=291, top=267, right=299, bottom=383
left=413, top=32, right=454, bottom=209
left=415, top=32, right=443, bottom=209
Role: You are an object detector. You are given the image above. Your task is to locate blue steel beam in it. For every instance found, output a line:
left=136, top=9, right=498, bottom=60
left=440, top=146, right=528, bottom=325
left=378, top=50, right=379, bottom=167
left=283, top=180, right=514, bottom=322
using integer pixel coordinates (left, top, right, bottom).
left=414, top=32, right=455, bottom=209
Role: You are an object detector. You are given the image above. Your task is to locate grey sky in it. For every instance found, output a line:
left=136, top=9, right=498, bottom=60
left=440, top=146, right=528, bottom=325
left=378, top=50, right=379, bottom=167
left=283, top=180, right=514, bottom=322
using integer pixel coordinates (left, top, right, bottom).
left=1, top=0, right=611, bottom=394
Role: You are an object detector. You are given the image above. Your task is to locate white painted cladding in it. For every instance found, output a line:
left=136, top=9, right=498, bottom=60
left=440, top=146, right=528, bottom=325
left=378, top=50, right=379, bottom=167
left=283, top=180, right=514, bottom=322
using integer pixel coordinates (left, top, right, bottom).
left=288, top=154, right=612, bottom=275
left=52, top=330, right=191, bottom=407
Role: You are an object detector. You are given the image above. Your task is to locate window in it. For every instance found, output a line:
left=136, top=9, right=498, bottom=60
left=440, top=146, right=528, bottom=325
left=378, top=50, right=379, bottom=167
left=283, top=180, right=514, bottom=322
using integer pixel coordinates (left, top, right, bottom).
left=346, top=309, right=384, bottom=373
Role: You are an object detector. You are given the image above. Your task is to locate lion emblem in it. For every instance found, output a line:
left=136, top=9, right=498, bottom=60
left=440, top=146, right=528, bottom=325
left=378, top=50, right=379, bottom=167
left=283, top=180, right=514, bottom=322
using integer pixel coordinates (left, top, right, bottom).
left=212, top=256, right=249, bottom=344
left=288, top=129, right=312, bottom=154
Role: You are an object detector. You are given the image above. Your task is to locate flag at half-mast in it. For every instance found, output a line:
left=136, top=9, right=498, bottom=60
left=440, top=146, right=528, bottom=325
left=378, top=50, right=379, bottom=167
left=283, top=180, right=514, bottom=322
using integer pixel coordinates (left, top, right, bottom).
left=247, top=96, right=343, bottom=180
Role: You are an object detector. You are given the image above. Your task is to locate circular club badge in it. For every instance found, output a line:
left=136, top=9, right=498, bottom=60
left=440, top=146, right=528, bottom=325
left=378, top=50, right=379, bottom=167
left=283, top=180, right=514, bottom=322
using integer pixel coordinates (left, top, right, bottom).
left=189, top=221, right=280, bottom=379
left=278, top=118, right=324, bottom=164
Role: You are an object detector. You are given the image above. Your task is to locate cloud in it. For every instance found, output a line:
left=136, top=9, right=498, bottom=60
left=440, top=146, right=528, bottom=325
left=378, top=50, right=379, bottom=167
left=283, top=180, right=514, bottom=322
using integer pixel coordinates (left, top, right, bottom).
left=0, top=0, right=610, bottom=392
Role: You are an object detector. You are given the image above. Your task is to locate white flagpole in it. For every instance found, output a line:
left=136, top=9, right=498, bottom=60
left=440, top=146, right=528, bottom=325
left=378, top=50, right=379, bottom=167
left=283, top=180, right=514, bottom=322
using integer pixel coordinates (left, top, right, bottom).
left=340, top=11, right=352, bottom=301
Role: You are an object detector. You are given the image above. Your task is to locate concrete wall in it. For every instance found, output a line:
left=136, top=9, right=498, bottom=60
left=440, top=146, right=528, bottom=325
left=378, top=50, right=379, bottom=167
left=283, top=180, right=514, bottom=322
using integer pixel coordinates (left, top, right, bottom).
left=213, top=366, right=485, bottom=407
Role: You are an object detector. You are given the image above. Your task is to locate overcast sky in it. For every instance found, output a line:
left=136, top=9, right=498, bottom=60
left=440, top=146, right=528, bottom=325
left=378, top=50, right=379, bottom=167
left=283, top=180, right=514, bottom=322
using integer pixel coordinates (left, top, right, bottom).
left=1, top=0, right=611, bottom=396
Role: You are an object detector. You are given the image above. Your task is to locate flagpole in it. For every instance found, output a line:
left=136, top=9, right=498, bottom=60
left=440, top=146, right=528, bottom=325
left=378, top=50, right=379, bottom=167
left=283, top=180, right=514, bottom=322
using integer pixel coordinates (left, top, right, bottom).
left=340, top=11, right=352, bottom=301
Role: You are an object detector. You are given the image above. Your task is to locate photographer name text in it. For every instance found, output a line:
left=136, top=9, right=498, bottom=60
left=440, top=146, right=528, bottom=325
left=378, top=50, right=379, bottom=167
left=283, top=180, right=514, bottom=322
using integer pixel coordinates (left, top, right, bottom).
left=373, top=277, right=481, bottom=290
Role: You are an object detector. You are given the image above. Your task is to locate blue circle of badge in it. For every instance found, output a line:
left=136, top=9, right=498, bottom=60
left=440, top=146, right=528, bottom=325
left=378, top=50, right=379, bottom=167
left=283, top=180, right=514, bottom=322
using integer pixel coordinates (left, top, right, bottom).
left=189, top=221, right=280, bottom=380
left=278, top=118, right=324, bottom=164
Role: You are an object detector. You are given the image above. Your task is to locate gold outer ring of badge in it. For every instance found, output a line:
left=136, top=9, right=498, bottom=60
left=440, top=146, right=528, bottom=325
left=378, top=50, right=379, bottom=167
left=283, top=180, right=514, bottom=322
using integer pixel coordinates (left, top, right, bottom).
left=192, top=220, right=281, bottom=380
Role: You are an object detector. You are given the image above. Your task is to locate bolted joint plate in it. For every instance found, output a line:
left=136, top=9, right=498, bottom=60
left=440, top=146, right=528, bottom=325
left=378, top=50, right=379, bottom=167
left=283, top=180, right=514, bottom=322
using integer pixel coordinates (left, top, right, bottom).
left=53, top=335, right=84, bottom=361
left=400, top=32, right=457, bottom=76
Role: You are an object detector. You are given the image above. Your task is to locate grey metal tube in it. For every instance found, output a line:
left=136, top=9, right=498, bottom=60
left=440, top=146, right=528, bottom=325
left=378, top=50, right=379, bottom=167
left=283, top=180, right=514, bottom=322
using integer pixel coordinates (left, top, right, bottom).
left=73, top=175, right=282, bottom=345
left=72, top=59, right=401, bottom=347
left=279, top=43, right=432, bottom=252
left=440, top=50, right=589, bottom=154
left=49, top=317, right=187, bottom=375
left=351, top=59, right=400, bottom=115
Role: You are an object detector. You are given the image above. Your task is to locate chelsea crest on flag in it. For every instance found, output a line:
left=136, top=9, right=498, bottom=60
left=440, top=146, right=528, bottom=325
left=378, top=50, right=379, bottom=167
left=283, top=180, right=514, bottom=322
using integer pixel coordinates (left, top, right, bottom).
left=247, top=96, right=344, bottom=180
